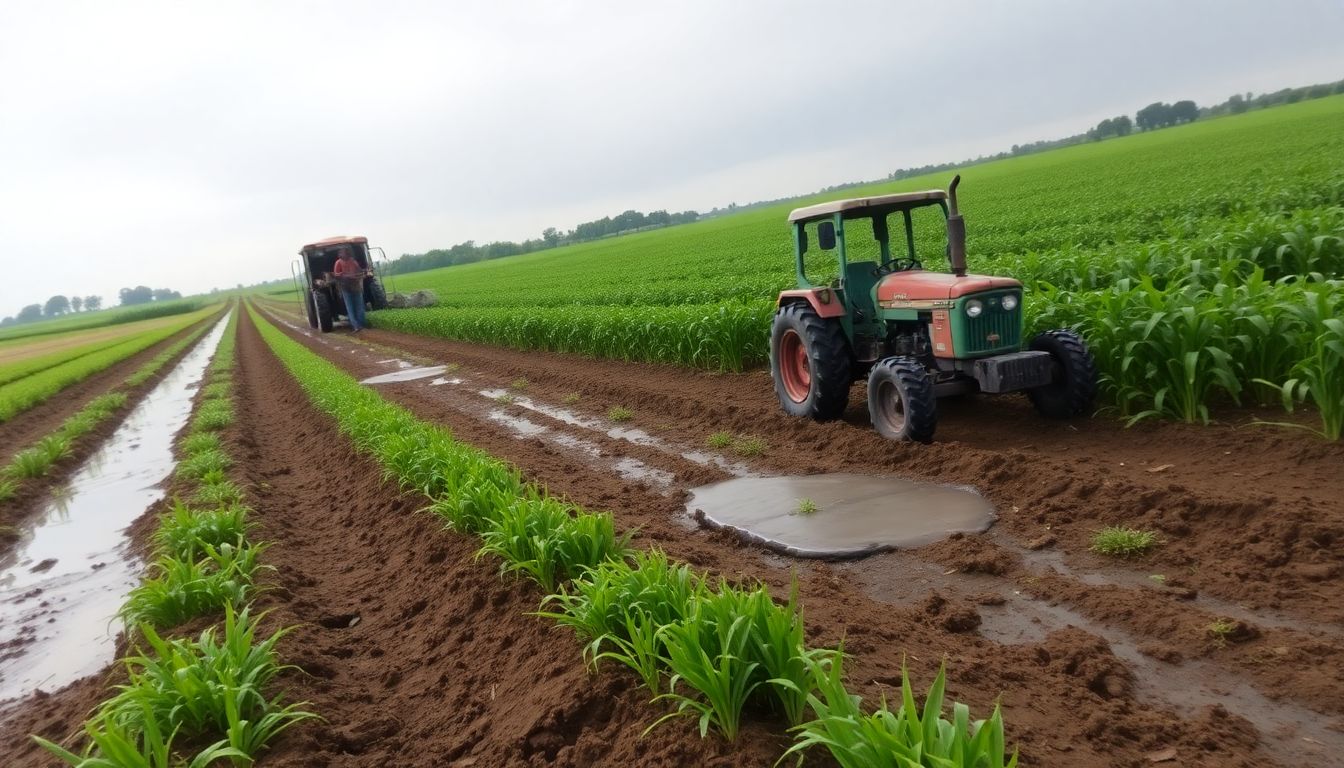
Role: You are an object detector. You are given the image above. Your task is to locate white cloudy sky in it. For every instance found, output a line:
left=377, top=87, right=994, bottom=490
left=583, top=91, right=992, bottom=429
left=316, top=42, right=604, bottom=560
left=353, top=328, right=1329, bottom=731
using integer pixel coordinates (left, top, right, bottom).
left=2, top=1, right=1342, bottom=317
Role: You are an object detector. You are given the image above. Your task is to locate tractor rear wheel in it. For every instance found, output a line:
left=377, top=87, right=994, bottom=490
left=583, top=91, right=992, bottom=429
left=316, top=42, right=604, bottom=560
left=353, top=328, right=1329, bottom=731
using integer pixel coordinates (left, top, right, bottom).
left=367, top=279, right=388, bottom=311
left=304, top=292, right=318, bottom=329
left=314, top=291, right=334, bottom=333
left=1026, top=329, right=1097, bottom=418
left=770, top=303, right=852, bottom=420
left=867, top=356, right=936, bottom=443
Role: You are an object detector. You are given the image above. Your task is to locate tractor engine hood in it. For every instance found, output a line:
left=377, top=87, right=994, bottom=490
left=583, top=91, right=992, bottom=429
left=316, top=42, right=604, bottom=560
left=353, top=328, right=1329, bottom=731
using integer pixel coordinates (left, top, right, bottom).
left=875, top=270, right=1021, bottom=303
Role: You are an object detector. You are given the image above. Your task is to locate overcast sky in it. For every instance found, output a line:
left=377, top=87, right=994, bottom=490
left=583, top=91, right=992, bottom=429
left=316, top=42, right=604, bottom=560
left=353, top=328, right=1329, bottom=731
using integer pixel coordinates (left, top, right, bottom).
left=2, top=1, right=1342, bottom=318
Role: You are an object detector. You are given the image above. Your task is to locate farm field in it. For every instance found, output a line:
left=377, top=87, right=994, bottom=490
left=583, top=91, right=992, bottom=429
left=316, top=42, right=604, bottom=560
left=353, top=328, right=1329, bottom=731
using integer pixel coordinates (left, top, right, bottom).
left=4, top=101, right=1343, bottom=768
left=0, top=297, right=212, bottom=345
left=12, top=297, right=1319, bottom=766
left=375, top=97, right=1344, bottom=436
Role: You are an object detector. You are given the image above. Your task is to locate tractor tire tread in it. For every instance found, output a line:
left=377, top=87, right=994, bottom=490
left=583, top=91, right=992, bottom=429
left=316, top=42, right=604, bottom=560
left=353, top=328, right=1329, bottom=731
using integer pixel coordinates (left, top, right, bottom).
left=1027, top=328, right=1097, bottom=418
left=867, top=356, right=937, bottom=443
left=770, top=303, right=852, bottom=420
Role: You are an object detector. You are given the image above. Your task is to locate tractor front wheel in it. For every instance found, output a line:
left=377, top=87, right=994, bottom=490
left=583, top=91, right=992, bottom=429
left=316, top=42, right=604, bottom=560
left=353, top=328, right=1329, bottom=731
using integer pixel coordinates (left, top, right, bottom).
left=770, top=303, right=852, bottom=420
left=313, top=291, right=335, bottom=333
left=1026, top=329, right=1097, bottom=418
left=304, top=291, right=318, bottom=329
left=867, top=357, right=936, bottom=443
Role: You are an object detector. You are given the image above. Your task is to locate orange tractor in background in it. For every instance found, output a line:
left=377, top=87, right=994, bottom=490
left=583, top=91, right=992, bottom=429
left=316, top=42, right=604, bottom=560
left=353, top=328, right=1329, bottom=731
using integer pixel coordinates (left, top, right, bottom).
left=294, top=236, right=389, bottom=332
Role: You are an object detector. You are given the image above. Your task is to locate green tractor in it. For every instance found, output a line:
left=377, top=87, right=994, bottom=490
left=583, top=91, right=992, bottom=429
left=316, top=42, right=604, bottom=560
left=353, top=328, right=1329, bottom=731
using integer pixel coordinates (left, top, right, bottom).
left=771, top=176, right=1096, bottom=442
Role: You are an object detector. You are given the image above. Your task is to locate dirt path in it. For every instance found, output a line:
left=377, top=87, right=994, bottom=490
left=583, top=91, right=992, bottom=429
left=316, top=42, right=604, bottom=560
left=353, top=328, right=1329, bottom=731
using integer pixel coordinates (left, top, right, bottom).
left=250, top=304, right=1344, bottom=766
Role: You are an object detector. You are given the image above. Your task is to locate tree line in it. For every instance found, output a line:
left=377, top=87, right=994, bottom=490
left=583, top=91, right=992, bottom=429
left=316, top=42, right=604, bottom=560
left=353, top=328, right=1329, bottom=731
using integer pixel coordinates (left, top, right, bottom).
left=381, top=207, right=698, bottom=276
left=1, top=286, right=182, bottom=327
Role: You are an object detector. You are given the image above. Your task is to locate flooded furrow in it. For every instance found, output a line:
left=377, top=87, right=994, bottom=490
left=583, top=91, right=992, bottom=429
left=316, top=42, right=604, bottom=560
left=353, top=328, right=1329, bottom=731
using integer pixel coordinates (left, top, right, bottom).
left=0, top=315, right=230, bottom=704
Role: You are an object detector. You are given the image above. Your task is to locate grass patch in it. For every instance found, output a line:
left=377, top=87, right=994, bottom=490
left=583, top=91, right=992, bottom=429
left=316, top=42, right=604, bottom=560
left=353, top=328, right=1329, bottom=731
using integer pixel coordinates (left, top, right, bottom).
left=795, top=498, right=819, bottom=515
left=175, top=448, right=232, bottom=482
left=0, top=478, right=15, bottom=502
left=607, top=406, right=633, bottom=422
left=731, top=435, right=767, bottom=457
left=705, top=430, right=733, bottom=449
left=1207, top=618, right=1237, bottom=646
left=193, top=399, right=234, bottom=432
left=494, top=392, right=515, bottom=404
left=181, top=432, right=223, bottom=456
left=510, top=377, right=530, bottom=391
left=562, top=392, right=581, bottom=405
left=1090, top=526, right=1158, bottom=557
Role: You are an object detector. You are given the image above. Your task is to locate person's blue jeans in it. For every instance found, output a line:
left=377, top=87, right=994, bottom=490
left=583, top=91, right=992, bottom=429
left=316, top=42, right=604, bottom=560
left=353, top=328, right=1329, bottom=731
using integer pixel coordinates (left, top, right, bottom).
left=340, top=288, right=368, bottom=330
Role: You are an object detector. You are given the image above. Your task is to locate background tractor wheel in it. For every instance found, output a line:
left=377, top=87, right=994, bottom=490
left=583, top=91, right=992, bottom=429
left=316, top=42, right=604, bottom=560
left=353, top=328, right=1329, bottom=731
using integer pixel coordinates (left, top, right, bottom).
left=1027, top=328, right=1097, bottom=418
left=304, top=291, right=318, bottom=328
left=314, top=291, right=335, bottom=333
left=866, top=356, right=936, bottom=443
left=367, top=279, right=388, bottom=311
left=770, top=303, right=852, bottom=420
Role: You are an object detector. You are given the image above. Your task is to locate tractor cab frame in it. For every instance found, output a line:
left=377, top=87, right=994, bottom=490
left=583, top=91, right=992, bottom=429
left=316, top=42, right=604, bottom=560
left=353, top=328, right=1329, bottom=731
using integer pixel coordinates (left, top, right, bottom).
left=295, top=236, right=389, bottom=332
left=770, top=176, right=1097, bottom=443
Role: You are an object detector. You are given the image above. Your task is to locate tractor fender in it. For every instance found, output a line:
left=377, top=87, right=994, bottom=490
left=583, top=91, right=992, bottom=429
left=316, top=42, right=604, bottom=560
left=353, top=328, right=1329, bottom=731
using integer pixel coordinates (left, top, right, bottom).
left=776, top=288, right=846, bottom=318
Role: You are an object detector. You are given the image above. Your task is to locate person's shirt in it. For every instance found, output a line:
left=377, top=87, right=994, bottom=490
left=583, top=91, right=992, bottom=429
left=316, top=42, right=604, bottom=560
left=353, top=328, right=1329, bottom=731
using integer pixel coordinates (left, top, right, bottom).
left=333, top=258, right=365, bottom=290
left=334, top=258, right=362, bottom=277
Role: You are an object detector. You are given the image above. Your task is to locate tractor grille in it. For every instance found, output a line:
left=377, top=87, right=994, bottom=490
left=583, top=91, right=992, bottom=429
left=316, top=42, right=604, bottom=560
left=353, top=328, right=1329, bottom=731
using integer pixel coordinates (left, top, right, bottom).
left=963, top=296, right=1021, bottom=355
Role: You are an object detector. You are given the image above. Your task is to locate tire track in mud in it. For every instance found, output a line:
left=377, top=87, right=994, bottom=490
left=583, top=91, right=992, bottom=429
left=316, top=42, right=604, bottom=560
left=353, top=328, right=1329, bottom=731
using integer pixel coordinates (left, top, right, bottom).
left=257, top=304, right=1343, bottom=767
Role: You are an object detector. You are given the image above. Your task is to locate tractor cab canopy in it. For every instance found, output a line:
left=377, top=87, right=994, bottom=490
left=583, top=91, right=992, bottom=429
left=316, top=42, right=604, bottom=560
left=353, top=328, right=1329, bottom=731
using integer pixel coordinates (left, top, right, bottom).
left=787, top=190, right=947, bottom=224
left=300, top=236, right=372, bottom=278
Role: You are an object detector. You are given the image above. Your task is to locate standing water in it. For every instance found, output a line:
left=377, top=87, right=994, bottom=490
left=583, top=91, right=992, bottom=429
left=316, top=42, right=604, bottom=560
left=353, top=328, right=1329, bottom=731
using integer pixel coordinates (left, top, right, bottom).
left=0, top=315, right=229, bottom=704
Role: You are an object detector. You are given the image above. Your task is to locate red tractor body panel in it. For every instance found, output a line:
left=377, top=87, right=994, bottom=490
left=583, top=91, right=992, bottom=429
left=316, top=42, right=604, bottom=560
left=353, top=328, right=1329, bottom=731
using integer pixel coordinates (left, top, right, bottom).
left=776, top=287, right=847, bottom=318
left=876, top=271, right=1021, bottom=302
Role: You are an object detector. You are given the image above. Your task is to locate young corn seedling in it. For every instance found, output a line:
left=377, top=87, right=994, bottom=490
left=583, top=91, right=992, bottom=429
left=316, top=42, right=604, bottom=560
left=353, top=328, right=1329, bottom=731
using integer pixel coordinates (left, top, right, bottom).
left=785, top=651, right=1018, bottom=768
left=510, top=377, right=530, bottom=391
left=153, top=501, right=250, bottom=561
left=192, top=400, right=234, bottom=432
left=607, top=406, right=634, bottom=422
left=591, top=608, right=666, bottom=694
left=35, top=699, right=245, bottom=768
left=650, top=607, right=762, bottom=741
left=794, top=498, right=819, bottom=515
left=181, top=432, right=223, bottom=456
left=175, top=448, right=232, bottom=482
left=732, top=436, right=767, bottom=457
left=562, top=392, right=581, bottom=404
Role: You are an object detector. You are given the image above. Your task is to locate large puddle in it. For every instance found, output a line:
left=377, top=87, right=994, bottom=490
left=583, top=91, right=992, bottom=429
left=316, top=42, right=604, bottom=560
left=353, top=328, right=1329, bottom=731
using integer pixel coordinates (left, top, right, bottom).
left=687, top=474, right=994, bottom=559
left=360, top=365, right=447, bottom=384
left=0, top=314, right=229, bottom=703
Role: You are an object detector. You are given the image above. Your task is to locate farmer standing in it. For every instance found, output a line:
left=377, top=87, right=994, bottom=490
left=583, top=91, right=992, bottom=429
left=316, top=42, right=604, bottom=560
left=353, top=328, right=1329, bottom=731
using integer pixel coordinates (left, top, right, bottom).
left=333, top=247, right=369, bottom=332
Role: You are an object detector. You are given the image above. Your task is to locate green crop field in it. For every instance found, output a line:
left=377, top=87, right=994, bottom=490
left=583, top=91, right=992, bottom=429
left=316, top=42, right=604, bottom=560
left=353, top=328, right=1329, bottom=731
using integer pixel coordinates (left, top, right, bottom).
left=0, top=297, right=211, bottom=345
left=0, top=306, right=219, bottom=423
left=373, top=97, right=1344, bottom=435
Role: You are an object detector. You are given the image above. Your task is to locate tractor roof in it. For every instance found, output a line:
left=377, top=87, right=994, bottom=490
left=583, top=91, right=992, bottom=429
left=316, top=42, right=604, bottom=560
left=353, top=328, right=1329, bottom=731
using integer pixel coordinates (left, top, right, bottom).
left=787, top=190, right=946, bottom=223
left=300, top=235, right=368, bottom=253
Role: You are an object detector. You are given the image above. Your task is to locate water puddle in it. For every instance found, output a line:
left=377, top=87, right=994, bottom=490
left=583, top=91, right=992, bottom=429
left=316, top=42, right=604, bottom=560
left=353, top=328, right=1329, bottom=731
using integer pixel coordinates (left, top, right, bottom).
left=430, top=377, right=463, bottom=386
left=360, top=365, right=448, bottom=384
left=0, top=315, right=229, bottom=702
left=477, top=389, right=753, bottom=477
left=687, top=474, right=994, bottom=559
left=484, top=409, right=674, bottom=489
left=977, top=594, right=1341, bottom=762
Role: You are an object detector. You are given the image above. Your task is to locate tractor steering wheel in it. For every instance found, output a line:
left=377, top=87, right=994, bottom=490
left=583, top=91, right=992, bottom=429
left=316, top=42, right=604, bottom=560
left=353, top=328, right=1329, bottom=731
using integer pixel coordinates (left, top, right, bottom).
left=876, top=257, right=922, bottom=274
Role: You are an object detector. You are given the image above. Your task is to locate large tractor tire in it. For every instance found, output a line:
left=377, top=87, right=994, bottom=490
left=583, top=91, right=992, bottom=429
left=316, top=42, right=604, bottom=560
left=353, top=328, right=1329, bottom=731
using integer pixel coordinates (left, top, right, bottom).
left=304, top=292, right=318, bottom=329
left=367, top=279, right=388, bottom=311
left=770, top=303, right=852, bottom=420
left=313, top=291, right=335, bottom=333
left=1026, top=329, right=1097, bottom=418
left=866, top=356, right=937, bottom=443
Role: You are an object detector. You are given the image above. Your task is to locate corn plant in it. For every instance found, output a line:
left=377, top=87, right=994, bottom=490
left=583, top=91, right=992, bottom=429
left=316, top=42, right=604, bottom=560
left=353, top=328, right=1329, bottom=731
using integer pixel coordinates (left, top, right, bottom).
left=119, top=541, right=266, bottom=628
left=477, top=499, right=628, bottom=592
left=192, top=477, right=246, bottom=507
left=591, top=608, right=666, bottom=694
left=192, top=400, right=234, bottom=432
left=34, top=699, right=245, bottom=768
left=181, top=432, right=223, bottom=455
left=175, top=448, right=232, bottom=482
left=650, top=607, right=762, bottom=741
left=152, top=502, right=250, bottom=561
left=785, top=652, right=1017, bottom=768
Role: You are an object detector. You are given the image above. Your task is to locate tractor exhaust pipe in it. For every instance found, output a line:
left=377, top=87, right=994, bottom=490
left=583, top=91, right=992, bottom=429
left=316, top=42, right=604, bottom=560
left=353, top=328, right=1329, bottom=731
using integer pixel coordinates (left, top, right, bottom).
left=947, top=174, right=967, bottom=277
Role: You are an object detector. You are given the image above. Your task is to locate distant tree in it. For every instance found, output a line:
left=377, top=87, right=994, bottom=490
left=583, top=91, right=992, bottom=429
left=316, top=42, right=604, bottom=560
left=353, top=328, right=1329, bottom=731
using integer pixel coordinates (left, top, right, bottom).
left=44, top=295, right=71, bottom=316
left=1113, top=115, right=1133, bottom=136
left=85, top=295, right=102, bottom=311
left=542, top=227, right=560, bottom=248
left=18, top=304, right=43, bottom=322
left=1170, top=100, right=1199, bottom=124
left=152, top=288, right=181, bottom=302
left=1226, top=94, right=1248, bottom=114
left=1136, top=102, right=1172, bottom=131
left=70, top=295, right=83, bottom=312
left=119, top=286, right=154, bottom=305
left=0, top=316, right=13, bottom=327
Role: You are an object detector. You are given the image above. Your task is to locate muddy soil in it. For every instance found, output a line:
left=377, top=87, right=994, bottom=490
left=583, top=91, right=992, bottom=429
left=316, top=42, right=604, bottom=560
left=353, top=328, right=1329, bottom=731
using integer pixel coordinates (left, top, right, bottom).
left=245, top=304, right=1343, bottom=766
left=3, top=302, right=1338, bottom=767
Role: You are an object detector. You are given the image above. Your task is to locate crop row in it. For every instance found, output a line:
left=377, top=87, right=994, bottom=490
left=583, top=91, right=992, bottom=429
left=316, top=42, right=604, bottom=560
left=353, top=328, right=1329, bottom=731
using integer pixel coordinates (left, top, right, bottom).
left=36, top=309, right=316, bottom=766
left=0, top=306, right=219, bottom=424
left=0, top=296, right=212, bottom=344
left=0, top=319, right=217, bottom=504
left=250, top=302, right=1016, bottom=766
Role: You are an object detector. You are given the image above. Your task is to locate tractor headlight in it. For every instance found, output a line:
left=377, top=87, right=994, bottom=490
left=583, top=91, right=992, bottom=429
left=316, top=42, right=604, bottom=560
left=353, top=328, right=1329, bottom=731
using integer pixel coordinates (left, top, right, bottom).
left=1001, top=294, right=1019, bottom=311
left=965, top=299, right=984, bottom=318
